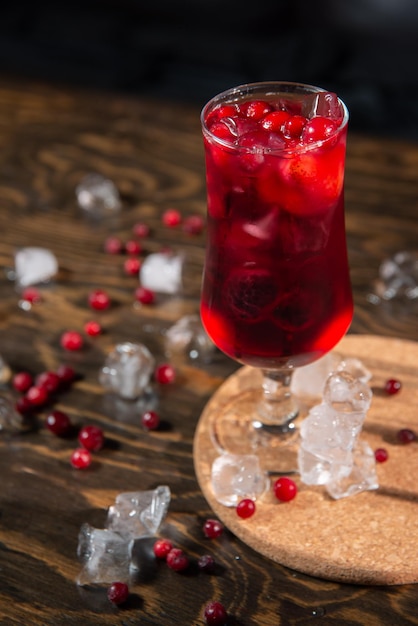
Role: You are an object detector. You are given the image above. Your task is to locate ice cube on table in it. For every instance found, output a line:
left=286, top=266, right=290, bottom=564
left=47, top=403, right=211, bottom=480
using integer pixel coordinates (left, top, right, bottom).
left=164, top=314, right=215, bottom=364
left=290, top=352, right=341, bottom=400
left=337, top=357, right=372, bottom=384
left=324, top=371, right=373, bottom=413
left=211, top=453, right=269, bottom=506
left=140, top=251, right=184, bottom=294
left=326, top=440, right=379, bottom=500
left=373, top=250, right=418, bottom=301
left=77, top=524, right=134, bottom=585
left=14, top=247, right=58, bottom=287
left=99, top=342, right=155, bottom=400
left=106, top=486, right=171, bottom=538
left=76, top=173, right=121, bottom=213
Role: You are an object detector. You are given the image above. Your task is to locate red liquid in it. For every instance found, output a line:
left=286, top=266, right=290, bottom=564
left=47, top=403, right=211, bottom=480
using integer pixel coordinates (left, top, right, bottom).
left=201, top=89, right=353, bottom=369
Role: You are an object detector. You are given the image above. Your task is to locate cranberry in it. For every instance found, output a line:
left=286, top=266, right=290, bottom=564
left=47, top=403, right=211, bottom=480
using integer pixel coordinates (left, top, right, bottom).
left=107, top=582, right=129, bottom=605
left=154, top=363, right=176, bottom=384
left=283, top=115, right=307, bottom=139
left=70, top=448, right=92, bottom=469
left=203, top=519, right=223, bottom=539
left=209, top=120, right=236, bottom=141
left=302, top=116, right=337, bottom=143
left=236, top=498, right=256, bottom=519
left=162, top=208, right=182, bottom=227
left=384, top=378, right=402, bottom=395
left=153, top=538, right=173, bottom=559
left=261, top=109, right=290, bottom=132
left=141, top=410, right=160, bottom=430
left=12, top=371, right=33, bottom=393
left=60, top=330, right=84, bottom=351
left=104, top=236, right=124, bottom=255
left=132, top=222, right=150, bottom=238
left=46, top=410, right=72, bottom=437
left=88, top=289, right=111, bottom=311
left=183, top=214, right=205, bottom=235
left=166, top=548, right=189, bottom=572
left=15, top=396, right=33, bottom=415
left=55, top=364, right=76, bottom=385
left=212, top=104, right=239, bottom=121
left=26, top=385, right=49, bottom=407
left=374, top=448, right=389, bottom=463
left=84, top=320, right=103, bottom=336
left=245, top=99, right=272, bottom=120
left=134, top=286, right=155, bottom=305
left=397, top=428, right=416, bottom=444
left=124, top=257, right=141, bottom=276
left=273, top=476, right=298, bottom=502
left=125, top=240, right=142, bottom=255
left=21, top=287, right=42, bottom=304
left=204, top=601, right=228, bottom=626
left=198, top=554, right=216, bottom=573
left=78, top=425, right=104, bottom=452
left=35, top=371, right=61, bottom=394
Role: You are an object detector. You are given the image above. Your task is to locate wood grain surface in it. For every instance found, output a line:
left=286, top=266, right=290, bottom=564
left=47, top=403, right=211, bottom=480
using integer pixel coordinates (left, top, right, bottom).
left=0, top=78, right=417, bottom=625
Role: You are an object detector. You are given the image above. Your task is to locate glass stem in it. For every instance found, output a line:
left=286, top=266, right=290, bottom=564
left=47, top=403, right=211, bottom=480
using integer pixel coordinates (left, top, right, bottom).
left=255, top=368, right=299, bottom=431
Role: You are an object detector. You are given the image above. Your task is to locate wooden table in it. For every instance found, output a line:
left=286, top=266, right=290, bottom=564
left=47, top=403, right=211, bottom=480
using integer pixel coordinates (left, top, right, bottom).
left=0, top=78, right=416, bottom=625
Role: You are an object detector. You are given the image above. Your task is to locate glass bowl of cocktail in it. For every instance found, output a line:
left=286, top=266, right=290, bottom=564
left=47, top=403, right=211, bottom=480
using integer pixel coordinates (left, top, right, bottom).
left=200, top=82, right=353, bottom=473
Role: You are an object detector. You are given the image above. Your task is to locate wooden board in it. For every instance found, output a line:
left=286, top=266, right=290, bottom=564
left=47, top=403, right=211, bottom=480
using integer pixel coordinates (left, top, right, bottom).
left=193, top=335, right=418, bottom=585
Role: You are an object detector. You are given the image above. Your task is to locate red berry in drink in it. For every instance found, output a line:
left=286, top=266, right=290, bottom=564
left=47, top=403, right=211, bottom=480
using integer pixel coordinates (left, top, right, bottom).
left=154, top=363, right=176, bottom=384
left=60, top=330, right=84, bottom=351
left=26, top=385, right=49, bottom=407
left=12, top=371, right=33, bottom=393
left=132, top=222, right=150, bottom=238
left=46, top=410, right=72, bottom=437
left=302, top=115, right=337, bottom=143
left=153, top=538, right=173, bottom=559
left=384, top=378, right=402, bottom=395
left=124, top=257, right=141, bottom=276
left=203, top=518, right=223, bottom=539
left=236, top=498, right=256, bottom=519
left=204, top=601, right=228, bottom=626
left=70, top=447, right=92, bottom=469
left=104, top=236, right=123, bottom=255
left=78, top=425, right=104, bottom=451
left=261, top=109, right=290, bottom=132
left=245, top=99, right=273, bottom=120
left=35, top=371, right=61, bottom=394
left=374, top=448, right=388, bottom=463
left=166, top=548, right=189, bottom=572
left=283, top=114, right=307, bottom=138
left=273, top=476, right=298, bottom=502
left=397, top=428, right=416, bottom=444
left=125, top=240, right=142, bottom=255
left=141, top=410, right=160, bottom=430
left=107, top=582, right=129, bottom=605
left=88, top=288, right=111, bottom=311
left=134, top=286, right=155, bottom=305
left=162, top=208, right=182, bottom=227
left=84, top=320, right=102, bottom=336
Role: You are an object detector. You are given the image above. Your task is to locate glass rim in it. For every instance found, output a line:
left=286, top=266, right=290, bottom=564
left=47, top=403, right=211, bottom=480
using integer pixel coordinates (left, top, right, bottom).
left=200, top=80, right=349, bottom=154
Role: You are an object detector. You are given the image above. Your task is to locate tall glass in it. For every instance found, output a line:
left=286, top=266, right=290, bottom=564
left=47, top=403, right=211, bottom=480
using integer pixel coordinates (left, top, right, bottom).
left=200, top=82, right=353, bottom=470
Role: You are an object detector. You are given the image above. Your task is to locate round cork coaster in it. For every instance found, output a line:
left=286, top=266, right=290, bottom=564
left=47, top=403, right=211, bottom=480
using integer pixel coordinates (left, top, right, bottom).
left=193, top=335, right=418, bottom=585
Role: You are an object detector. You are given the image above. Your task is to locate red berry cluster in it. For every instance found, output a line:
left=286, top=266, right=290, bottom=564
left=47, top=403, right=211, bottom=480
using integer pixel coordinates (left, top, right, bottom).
left=13, top=365, right=76, bottom=415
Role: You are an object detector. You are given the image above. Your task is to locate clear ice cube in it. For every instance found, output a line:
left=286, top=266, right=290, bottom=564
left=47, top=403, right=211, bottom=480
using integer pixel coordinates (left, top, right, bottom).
left=211, top=453, right=269, bottom=506
left=77, top=524, right=134, bottom=585
left=99, top=342, right=155, bottom=400
left=164, top=314, right=215, bottom=364
left=106, top=486, right=171, bottom=538
left=290, top=352, right=341, bottom=400
left=326, top=440, right=379, bottom=500
left=14, top=247, right=58, bottom=287
left=76, top=173, right=121, bottom=213
left=336, top=357, right=372, bottom=384
left=373, top=250, right=418, bottom=301
left=139, top=251, right=184, bottom=295
left=297, top=444, right=352, bottom=486
left=323, top=371, right=373, bottom=413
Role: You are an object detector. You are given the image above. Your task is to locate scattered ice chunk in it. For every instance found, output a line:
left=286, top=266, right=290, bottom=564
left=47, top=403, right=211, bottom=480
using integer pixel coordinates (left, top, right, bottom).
left=0, top=393, right=29, bottom=433
left=336, top=357, right=372, bottom=384
left=323, top=371, right=373, bottom=413
left=372, top=250, right=418, bottom=301
left=326, top=440, right=379, bottom=500
left=291, top=352, right=341, bottom=400
left=211, top=453, right=269, bottom=506
left=140, top=251, right=184, bottom=294
left=14, top=247, right=58, bottom=287
left=164, top=314, right=215, bottom=364
left=106, top=486, right=171, bottom=539
left=99, top=342, right=155, bottom=400
left=76, top=173, right=121, bottom=213
left=77, top=524, right=134, bottom=585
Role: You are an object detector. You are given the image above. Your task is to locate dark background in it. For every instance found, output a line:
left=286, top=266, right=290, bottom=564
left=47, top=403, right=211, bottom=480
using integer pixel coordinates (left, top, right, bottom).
left=1, top=0, right=418, bottom=139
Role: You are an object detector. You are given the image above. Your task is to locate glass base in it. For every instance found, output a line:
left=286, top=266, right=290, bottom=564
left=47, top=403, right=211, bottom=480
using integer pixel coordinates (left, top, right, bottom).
left=210, top=387, right=302, bottom=475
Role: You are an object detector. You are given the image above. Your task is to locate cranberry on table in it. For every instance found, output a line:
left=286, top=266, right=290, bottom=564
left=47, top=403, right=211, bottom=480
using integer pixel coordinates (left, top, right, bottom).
left=236, top=498, right=256, bottom=519
left=125, top=240, right=142, bottom=255
left=154, top=363, right=176, bottom=384
left=104, top=236, right=124, bottom=255
left=183, top=214, right=205, bottom=235
left=35, top=371, right=61, bottom=393
left=132, top=222, right=150, bottom=238
left=397, top=428, right=416, bottom=444
left=70, top=448, right=92, bottom=469
left=78, top=425, right=105, bottom=451
left=273, top=476, right=298, bottom=502
left=153, top=538, right=173, bottom=559
left=25, top=385, right=49, bottom=407
left=166, top=548, right=189, bottom=572
left=198, top=554, right=216, bottom=573
left=55, top=364, right=76, bottom=386
left=162, top=208, right=182, bottom=227
left=134, top=286, right=155, bottom=305
left=384, top=378, right=402, bottom=395
left=46, top=410, right=72, bottom=437
left=15, top=396, right=33, bottom=415
left=374, top=448, right=389, bottom=463
left=12, top=371, right=33, bottom=393
left=84, top=320, right=103, bottom=336
left=60, top=330, right=84, bottom=351
left=124, top=257, right=141, bottom=276
left=107, top=582, right=129, bottom=605
left=88, top=288, right=111, bottom=311
left=204, top=601, right=228, bottom=626
left=141, top=410, right=160, bottom=430
left=203, top=519, right=224, bottom=539
left=21, top=287, right=42, bottom=304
